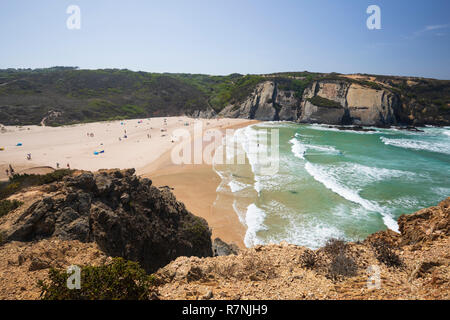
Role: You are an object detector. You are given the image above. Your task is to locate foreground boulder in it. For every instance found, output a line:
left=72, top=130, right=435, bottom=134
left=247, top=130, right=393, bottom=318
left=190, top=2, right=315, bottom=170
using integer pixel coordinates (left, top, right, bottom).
left=5, top=169, right=213, bottom=273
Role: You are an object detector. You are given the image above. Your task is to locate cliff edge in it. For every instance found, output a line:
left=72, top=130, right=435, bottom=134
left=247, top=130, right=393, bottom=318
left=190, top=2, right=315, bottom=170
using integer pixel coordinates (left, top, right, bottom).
left=0, top=170, right=448, bottom=300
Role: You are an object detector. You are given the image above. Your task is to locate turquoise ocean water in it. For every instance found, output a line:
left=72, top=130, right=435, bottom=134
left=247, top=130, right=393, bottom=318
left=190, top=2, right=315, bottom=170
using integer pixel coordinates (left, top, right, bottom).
left=213, top=123, right=450, bottom=249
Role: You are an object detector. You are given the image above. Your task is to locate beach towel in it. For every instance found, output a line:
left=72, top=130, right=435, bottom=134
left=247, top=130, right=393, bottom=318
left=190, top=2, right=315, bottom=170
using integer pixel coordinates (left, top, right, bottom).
left=16, top=143, right=22, bottom=146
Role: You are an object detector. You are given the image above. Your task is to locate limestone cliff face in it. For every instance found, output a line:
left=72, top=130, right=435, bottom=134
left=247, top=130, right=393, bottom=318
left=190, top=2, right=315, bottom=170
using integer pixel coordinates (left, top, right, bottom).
left=219, top=80, right=400, bottom=126
left=299, top=80, right=399, bottom=126
left=218, top=81, right=300, bottom=121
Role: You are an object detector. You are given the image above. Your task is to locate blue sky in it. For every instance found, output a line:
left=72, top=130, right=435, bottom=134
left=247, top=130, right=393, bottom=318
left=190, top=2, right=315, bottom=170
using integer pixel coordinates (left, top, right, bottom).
left=0, top=0, right=449, bottom=79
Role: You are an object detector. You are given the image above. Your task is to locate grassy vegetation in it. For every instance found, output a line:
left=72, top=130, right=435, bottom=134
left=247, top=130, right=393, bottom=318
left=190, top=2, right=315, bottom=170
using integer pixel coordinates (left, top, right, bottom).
left=308, top=96, right=343, bottom=108
left=0, top=199, right=23, bottom=218
left=38, top=258, right=157, bottom=300
left=0, top=67, right=448, bottom=126
left=0, top=169, right=73, bottom=200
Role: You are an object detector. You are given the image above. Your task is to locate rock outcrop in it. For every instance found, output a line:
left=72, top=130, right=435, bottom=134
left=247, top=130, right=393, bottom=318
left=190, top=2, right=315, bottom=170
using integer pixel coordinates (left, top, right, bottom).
left=220, top=79, right=401, bottom=126
left=3, top=169, right=213, bottom=273
left=397, top=197, right=449, bottom=245
left=155, top=197, right=450, bottom=300
left=0, top=177, right=448, bottom=299
left=212, top=238, right=239, bottom=257
left=219, top=81, right=300, bottom=121
left=219, top=82, right=277, bottom=120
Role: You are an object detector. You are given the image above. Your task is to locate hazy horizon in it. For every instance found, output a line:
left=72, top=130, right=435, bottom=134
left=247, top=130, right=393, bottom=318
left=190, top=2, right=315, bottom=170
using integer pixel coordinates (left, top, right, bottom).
left=2, top=66, right=449, bottom=81
left=1, top=0, right=449, bottom=79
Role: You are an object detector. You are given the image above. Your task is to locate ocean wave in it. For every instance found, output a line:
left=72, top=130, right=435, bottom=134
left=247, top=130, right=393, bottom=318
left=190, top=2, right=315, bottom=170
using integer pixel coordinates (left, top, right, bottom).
left=307, top=144, right=340, bottom=154
left=243, top=203, right=267, bottom=247
left=380, top=137, right=450, bottom=155
left=307, top=124, right=379, bottom=134
left=266, top=217, right=346, bottom=249
left=289, top=136, right=340, bottom=158
left=337, top=163, right=414, bottom=186
left=234, top=125, right=280, bottom=194
left=289, top=138, right=306, bottom=159
left=304, top=162, right=399, bottom=232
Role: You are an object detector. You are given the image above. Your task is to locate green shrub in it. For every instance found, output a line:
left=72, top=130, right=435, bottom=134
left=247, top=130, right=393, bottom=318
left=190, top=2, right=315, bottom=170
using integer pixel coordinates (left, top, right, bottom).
left=307, top=96, right=342, bottom=108
left=0, top=199, right=23, bottom=218
left=38, top=258, right=157, bottom=300
left=0, top=169, right=73, bottom=200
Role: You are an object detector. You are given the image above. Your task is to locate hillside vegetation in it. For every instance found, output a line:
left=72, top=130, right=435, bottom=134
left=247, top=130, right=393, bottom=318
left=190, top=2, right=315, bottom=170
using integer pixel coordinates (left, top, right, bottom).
left=0, top=67, right=449, bottom=126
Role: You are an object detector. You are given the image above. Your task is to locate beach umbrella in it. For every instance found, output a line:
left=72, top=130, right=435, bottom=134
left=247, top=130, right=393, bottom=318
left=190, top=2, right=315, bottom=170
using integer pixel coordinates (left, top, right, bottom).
left=0, top=147, right=4, bottom=151
left=94, top=151, right=99, bottom=155
left=16, top=143, right=22, bottom=146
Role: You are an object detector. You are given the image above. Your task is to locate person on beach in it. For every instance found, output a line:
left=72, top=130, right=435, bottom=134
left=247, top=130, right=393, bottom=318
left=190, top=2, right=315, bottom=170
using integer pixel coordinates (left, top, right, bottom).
left=27, top=153, right=31, bottom=160
left=5, top=169, right=9, bottom=177
left=9, top=164, right=14, bottom=175
left=67, top=163, right=70, bottom=170
left=56, top=163, right=60, bottom=169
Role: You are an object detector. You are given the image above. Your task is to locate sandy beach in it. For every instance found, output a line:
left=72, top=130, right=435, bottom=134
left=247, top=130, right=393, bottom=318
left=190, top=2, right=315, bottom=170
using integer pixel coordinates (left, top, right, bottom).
left=0, top=117, right=256, bottom=248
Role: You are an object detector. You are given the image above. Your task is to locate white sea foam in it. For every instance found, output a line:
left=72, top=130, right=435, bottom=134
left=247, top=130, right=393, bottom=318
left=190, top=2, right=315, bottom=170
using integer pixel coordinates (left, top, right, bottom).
left=334, top=163, right=414, bottom=187
left=232, top=200, right=246, bottom=225
left=304, top=162, right=399, bottom=232
left=307, top=124, right=379, bottom=134
left=243, top=203, right=267, bottom=247
left=289, top=138, right=306, bottom=159
left=307, top=144, right=340, bottom=154
left=380, top=137, right=450, bottom=155
left=228, top=180, right=249, bottom=193
left=234, top=125, right=279, bottom=195
left=266, top=217, right=346, bottom=249
left=290, top=135, right=340, bottom=158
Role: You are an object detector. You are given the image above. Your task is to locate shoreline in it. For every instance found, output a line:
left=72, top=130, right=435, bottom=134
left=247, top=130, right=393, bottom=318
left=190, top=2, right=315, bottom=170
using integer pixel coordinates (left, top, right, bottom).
left=141, top=120, right=259, bottom=249
left=0, top=117, right=258, bottom=249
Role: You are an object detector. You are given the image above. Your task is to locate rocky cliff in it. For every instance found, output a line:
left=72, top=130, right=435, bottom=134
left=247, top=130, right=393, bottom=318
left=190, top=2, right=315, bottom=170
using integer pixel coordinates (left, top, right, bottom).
left=0, top=169, right=213, bottom=274
left=155, top=197, right=450, bottom=300
left=218, top=81, right=299, bottom=121
left=219, top=79, right=401, bottom=126
left=1, top=68, right=448, bottom=127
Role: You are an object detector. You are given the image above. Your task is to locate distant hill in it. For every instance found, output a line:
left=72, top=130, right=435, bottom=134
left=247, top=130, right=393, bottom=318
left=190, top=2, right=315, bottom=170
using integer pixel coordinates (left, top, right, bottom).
left=0, top=67, right=449, bottom=126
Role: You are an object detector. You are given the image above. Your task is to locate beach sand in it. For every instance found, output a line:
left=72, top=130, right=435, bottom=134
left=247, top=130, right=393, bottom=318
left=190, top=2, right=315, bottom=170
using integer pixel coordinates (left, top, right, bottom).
left=0, top=117, right=256, bottom=248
